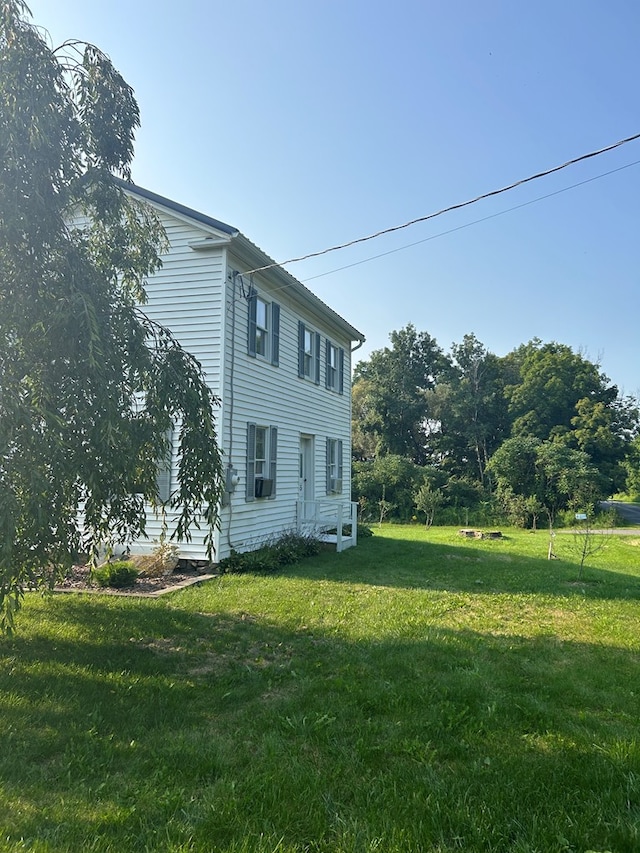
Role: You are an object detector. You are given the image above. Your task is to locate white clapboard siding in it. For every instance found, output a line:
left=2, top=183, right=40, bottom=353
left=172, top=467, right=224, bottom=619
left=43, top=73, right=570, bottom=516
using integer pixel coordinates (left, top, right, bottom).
left=141, top=213, right=225, bottom=394
left=106, top=185, right=363, bottom=563
left=217, top=250, right=355, bottom=558
left=127, top=207, right=227, bottom=558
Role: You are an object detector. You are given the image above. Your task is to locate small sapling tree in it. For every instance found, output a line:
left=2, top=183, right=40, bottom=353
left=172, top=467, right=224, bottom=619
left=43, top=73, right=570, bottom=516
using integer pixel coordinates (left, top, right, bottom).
left=414, top=483, right=444, bottom=528
left=566, top=494, right=613, bottom=580
left=378, top=485, right=395, bottom=527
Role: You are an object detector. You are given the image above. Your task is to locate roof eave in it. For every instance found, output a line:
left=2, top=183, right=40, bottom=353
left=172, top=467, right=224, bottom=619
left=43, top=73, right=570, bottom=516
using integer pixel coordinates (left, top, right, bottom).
left=114, top=179, right=240, bottom=238
left=115, top=179, right=365, bottom=345
left=230, top=234, right=366, bottom=345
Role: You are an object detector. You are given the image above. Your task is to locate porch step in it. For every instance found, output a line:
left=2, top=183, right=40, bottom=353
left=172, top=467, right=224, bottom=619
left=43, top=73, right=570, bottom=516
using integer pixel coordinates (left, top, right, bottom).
left=318, top=532, right=355, bottom=551
left=296, top=500, right=359, bottom=553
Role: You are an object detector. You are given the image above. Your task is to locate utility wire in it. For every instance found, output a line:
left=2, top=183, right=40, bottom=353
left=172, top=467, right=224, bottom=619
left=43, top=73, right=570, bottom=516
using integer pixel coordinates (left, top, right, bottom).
left=234, top=157, right=640, bottom=303
left=242, top=131, right=640, bottom=276
left=301, top=158, right=640, bottom=282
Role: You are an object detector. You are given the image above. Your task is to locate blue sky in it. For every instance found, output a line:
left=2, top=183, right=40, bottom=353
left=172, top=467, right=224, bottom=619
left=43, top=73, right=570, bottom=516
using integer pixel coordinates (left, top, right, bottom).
left=29, top=0, right=640, bottom=396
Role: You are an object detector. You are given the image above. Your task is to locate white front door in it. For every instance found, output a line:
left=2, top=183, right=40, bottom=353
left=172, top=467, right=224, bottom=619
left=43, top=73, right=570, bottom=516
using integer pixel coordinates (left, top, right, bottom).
left=299, top=435, right=314, bottom=502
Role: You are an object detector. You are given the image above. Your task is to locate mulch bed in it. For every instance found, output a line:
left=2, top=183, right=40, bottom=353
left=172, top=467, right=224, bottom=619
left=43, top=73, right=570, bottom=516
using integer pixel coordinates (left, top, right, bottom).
left=55, top=563, right=218, bottom=596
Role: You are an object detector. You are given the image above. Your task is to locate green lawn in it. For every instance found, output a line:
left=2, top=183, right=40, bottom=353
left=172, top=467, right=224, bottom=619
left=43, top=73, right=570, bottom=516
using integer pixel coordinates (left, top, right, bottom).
left=2, top=526, right=639, bottom=852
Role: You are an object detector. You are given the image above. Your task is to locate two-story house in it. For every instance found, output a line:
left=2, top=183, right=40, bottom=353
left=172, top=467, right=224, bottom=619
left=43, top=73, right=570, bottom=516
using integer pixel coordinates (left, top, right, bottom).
left=122, top=183, right=365, bottom=561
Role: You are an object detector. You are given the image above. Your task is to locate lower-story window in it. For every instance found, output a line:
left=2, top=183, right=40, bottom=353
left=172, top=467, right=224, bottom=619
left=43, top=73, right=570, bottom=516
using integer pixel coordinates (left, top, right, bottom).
left=247, top=423, right=278, bottom=501
left=326, top=438, right=343, bottom=495
left=156, top=424, right=174, bottom=503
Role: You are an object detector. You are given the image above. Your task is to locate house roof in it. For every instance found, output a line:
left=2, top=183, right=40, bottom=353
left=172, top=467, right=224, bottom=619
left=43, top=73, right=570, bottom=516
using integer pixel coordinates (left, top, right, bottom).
left=115, top=179, right=240, bottom=237
left=117, top=180, right=366, bottom=346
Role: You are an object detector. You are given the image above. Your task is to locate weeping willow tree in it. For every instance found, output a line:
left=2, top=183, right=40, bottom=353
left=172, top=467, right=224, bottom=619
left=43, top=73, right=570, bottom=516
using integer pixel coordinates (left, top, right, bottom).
left=0, top=1, right=224, bottom=630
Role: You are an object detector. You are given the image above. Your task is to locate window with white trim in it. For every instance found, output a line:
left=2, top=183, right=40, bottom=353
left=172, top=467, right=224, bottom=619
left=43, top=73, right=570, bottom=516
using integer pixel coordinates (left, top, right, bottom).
left=325, top=340, right=345, bottom=394
left=326, top=438, right=343, bottom=495
left=303, top=328, right=314, bottom=376
left=255, top=425, right=267, bottom=477
left=246, top=423, right=278, bottom=501
left=156, top=424, right=174, bottom=503
left=248, top=291, right=280, bottom=366
left=255, top=297, right=268, bottom=357
left=298, top=321, right=320, bottom=383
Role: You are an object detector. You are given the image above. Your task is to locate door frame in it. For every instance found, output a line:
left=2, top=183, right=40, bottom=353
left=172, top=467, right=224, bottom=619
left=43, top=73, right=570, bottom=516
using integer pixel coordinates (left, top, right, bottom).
left=299, top=434, right=314, bottom=502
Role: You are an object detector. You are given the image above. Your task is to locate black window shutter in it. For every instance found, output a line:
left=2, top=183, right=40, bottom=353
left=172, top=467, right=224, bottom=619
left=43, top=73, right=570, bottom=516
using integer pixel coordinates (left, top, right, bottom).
left=248, top=292, right=257, bottom=357
left=325, top=338, right=331, bottom=389
left=268, top=426, right=278, bottom=499
left=271, top=303, right=280, bottom=367
left=246, top=423, right=256, bottom=502
left=337, top=439, right=344, bottom=490
left=298, top=321, right=305, bottom=377
left=314, top=332, right=321, bottom=385
left=338, top=348, right=345, bottom=395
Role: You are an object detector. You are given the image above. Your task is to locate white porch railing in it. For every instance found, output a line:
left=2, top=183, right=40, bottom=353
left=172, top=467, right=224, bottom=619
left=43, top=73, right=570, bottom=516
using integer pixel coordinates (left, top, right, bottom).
left=296, top=500, right=359, bottom=552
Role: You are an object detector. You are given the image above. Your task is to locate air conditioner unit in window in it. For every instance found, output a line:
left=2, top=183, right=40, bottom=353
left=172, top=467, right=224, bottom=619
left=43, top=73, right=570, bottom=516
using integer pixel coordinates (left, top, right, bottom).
left=255, top=477, right=274, bottom=498
left=330, top=478, right=342, bottom=494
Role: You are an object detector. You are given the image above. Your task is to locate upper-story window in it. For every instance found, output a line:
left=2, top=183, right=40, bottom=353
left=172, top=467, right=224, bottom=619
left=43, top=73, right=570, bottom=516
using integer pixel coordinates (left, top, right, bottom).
left=298, top=321, right=320, bottom=384
left=325, top=340, right=345, bottom=394
left=248, top=290, right=280, bottom=366
left=303, top=327, right=314, bottom=376
left=255, top=297, right=269, bottom=357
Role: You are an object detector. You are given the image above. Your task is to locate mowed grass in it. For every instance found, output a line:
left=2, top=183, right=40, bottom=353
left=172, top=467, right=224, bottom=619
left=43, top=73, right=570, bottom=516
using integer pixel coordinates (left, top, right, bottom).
left=1, top=527, right=640, bottom=853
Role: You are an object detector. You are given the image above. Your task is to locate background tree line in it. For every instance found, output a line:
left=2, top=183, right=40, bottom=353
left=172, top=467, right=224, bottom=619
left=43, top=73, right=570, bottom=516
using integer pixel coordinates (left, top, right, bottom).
left=352, top=325, right=639, bottom=528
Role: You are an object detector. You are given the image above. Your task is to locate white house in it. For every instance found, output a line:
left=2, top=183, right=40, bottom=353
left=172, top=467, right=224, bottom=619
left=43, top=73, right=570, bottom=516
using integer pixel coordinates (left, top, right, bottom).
left=122, top=183, right=365, bottom=562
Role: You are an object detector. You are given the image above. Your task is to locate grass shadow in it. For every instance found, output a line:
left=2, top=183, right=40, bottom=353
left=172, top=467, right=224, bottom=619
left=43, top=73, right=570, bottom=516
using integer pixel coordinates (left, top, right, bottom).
left=279, top=527, right=640, bottom=601
left=1, top=591, right=639, bottom=852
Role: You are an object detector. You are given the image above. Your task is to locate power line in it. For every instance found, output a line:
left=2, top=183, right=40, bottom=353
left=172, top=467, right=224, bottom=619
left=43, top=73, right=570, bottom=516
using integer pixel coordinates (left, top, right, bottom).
left=242, top=131, right=640, bottom=276
left=233, top=157, right=640, bottom=305
left=300, top=159, right=640, bottom=283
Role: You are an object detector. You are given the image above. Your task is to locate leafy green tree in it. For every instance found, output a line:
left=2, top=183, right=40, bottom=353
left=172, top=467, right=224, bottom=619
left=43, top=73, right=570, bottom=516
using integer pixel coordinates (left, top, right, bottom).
left=430, top=334, right=511, bottom=484
left=503, top=341, right=637, bottom=497
left=351, top=377, right=379, bottom=461
left=567, top=396, right=635, bottom=495
left=414, top=483, right=443, bottom=527
left=0, top=1, right=224, bottom=629
left=488, top=437, right=599, bottom=529
left=442, top=475, right=486, bottom=509
left=485, top=435, right=541, bottom=499
left=352, top=324, right=446, bottom=465
left=495, top=488, right=543, bottom=529
left=506, top=341, right=616, bottom=441
left=352, top=455, right=429, bottom=522
left=535, top=442, right=600, bottom=528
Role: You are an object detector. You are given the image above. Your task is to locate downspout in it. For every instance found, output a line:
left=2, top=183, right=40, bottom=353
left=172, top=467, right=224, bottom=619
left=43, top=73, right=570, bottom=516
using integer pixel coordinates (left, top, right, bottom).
left=348, top=337, right=365, bottom=531
left=225, top=269, right=239, bottom=551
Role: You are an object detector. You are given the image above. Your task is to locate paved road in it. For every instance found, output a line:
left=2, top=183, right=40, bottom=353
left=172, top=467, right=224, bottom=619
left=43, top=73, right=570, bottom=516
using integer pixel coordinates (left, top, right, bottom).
left=559, top=527, right=639, bottom=535
left=599, top=500, right=640, bottom=526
